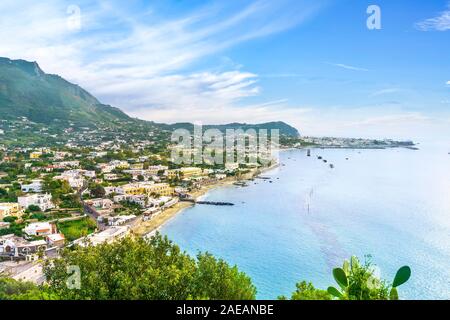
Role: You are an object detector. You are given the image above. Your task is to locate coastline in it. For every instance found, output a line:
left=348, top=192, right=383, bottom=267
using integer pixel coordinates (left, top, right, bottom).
left=132, top=162, right=280, bottom=238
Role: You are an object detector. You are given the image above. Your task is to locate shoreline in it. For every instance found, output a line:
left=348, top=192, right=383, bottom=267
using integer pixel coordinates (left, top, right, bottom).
left=132, top=162, right=280, bottom=238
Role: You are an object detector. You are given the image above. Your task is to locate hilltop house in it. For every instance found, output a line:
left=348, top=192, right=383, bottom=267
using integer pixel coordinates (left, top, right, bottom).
left=24, top=222, right=56, bottom=237
left=85, top=198, right=114, bottom=210
left=21, top=180, right=43, bottom=193
left=45, top=233, right=65, bottom=247
left=18, top=194, right=54, bottom=211
left=0, top=203, right=23, bottom=220
left=0, top=235, right=48, bottom=256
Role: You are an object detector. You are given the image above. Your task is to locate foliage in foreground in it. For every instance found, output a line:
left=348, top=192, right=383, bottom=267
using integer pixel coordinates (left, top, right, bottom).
left=41, top=234, right=256, bottom=300
left=327, top=256, right=411, bottom=300
left=283, top=256, right=411, bottom=300
left=1, top=238, right=411, bottom=300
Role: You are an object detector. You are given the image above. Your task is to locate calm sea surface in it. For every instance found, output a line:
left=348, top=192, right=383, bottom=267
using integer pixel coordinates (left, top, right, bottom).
left=161, top=144, right=450, bottom=299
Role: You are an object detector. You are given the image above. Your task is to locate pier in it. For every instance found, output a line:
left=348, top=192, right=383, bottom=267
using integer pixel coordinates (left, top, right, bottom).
left=180, top=199, right=235, bottom=206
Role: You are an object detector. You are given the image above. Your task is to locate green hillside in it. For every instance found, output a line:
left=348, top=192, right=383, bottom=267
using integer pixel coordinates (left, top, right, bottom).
left=0, top=57, right=300, bottom=139
left=0, top=57, right=130, bottom=126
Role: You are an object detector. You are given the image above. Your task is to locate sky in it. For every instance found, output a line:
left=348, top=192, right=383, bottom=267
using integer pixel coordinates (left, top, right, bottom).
left=0, top=0, right=449, bottom=141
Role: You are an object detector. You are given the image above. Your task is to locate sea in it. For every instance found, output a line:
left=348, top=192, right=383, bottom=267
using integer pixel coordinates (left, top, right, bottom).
left=161, top=143, right=450, bottom=299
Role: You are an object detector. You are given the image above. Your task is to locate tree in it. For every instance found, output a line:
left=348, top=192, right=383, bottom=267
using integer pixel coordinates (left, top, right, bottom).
left=27, top=205, right=41, bottom=212
left=43, top=234, right=256, bottom=300
left=279, top=281, right=331, bottom=300
left=0, top=276, right=55, bottom=300
left=90, top=184, right=106, bottom=198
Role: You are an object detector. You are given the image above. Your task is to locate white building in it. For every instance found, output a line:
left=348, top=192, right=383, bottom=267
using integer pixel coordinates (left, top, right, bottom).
left=46, top=233, right=65, bottom=247
left=21, top=180, right=43, bottom=193
left=85, top=198, right=114, bottom=210
left=113, top=194, right=147, bottom=208
left=74, top=226, right=130, bottom=247
left=0, top=235, right=48, bottom=256
left=107, top=215, right=136, bottom=226
left=24, top=222, right=56, bottom=237
left=18, top=193, right=55, bottom=211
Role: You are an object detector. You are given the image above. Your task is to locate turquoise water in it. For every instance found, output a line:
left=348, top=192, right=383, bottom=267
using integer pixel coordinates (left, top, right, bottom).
left=161, top=145, right=450, bottom=299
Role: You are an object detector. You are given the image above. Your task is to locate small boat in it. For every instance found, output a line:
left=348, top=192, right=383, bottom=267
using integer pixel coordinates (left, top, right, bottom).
left=323, top=159, right=327, bottom=163
left=317, top=156, right=322, bottom=160
left=307, top=149, right=311, bottom=157
left=330, top=164, right=334, bottom=169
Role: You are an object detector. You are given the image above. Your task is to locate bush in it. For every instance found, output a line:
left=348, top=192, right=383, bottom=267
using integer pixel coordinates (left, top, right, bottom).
left=27, top=205, right=41, bottom=212
left=43, top=234, right=257, bottom=300
left=279, top=281, right=332, bottom=300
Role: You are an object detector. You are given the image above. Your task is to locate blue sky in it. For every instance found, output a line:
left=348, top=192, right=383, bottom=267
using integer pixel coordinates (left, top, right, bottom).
left=0, top=0, right=449, bottom=140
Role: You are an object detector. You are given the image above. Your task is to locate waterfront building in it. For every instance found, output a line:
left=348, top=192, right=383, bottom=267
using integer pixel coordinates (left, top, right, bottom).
left=117, top=182, right=173, bottom=197
left=167, top=167, right=204, bottom=179
left=74, top=226, right=130, bottom=247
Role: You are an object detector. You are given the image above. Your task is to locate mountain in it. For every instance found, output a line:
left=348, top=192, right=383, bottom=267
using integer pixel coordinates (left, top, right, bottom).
left=0, top=57, right=130, bottom=126
left=164, top=122, right=300, bottom=137
left=0, top=57, right=300, bottom=137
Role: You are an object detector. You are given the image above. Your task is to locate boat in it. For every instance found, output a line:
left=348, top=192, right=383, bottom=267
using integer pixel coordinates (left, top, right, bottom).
left=307, top=149, right=311, bottom=157
left=330, top=164, right=334, bottom=168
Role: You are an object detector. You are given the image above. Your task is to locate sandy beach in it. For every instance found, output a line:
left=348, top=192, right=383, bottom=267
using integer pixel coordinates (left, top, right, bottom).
left=131, top=177, right=240, bottom=237
left=131, top=163, right=279, bottom=237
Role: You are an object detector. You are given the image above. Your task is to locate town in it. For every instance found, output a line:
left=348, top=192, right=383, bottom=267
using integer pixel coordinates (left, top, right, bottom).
left=0, top=117, right=416, bottom=284
left=0, top=136, right=267, bottom=283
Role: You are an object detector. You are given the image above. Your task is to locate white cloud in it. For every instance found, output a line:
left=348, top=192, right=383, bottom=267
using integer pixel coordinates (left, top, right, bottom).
left=326, top=62, right=369, bottom=72
left=446, top=81, right=450, bottom=85
left=0, top=0, right=326, bottom=127
left=416, top=3, right=450, bottom=31
left=369, top=88, right=402, bottom=97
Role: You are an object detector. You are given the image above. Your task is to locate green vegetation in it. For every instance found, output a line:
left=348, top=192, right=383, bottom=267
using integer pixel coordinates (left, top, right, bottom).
left=57, top=217, right=97, bottom=242
left=279, top=281, right=332, bottom=300
left=0, top=57, right=130, bottom=127
left=0, top=234, right=257, bottom=300
left=0, top=237, right=412, bottom=301
left=0, top=216, right=25, bottom=237
left=89, top=183, right=105, bottom=198
left=0, top=277, right=55, bottom=300
left=327, top=256, right=410, bottom=300
left=283, top=256, right=411, bottom=300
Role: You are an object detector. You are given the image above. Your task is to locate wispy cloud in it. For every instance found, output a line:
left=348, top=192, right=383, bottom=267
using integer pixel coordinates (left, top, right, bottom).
left=369, top=88, right=402, bottom=97
left=326, top=62, right=369, bottom=72
left=0, top=0, right=327, bottom=125
left=446, top=80, right=450, bottom=85
left=416, top=3, right=450, bottom=31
